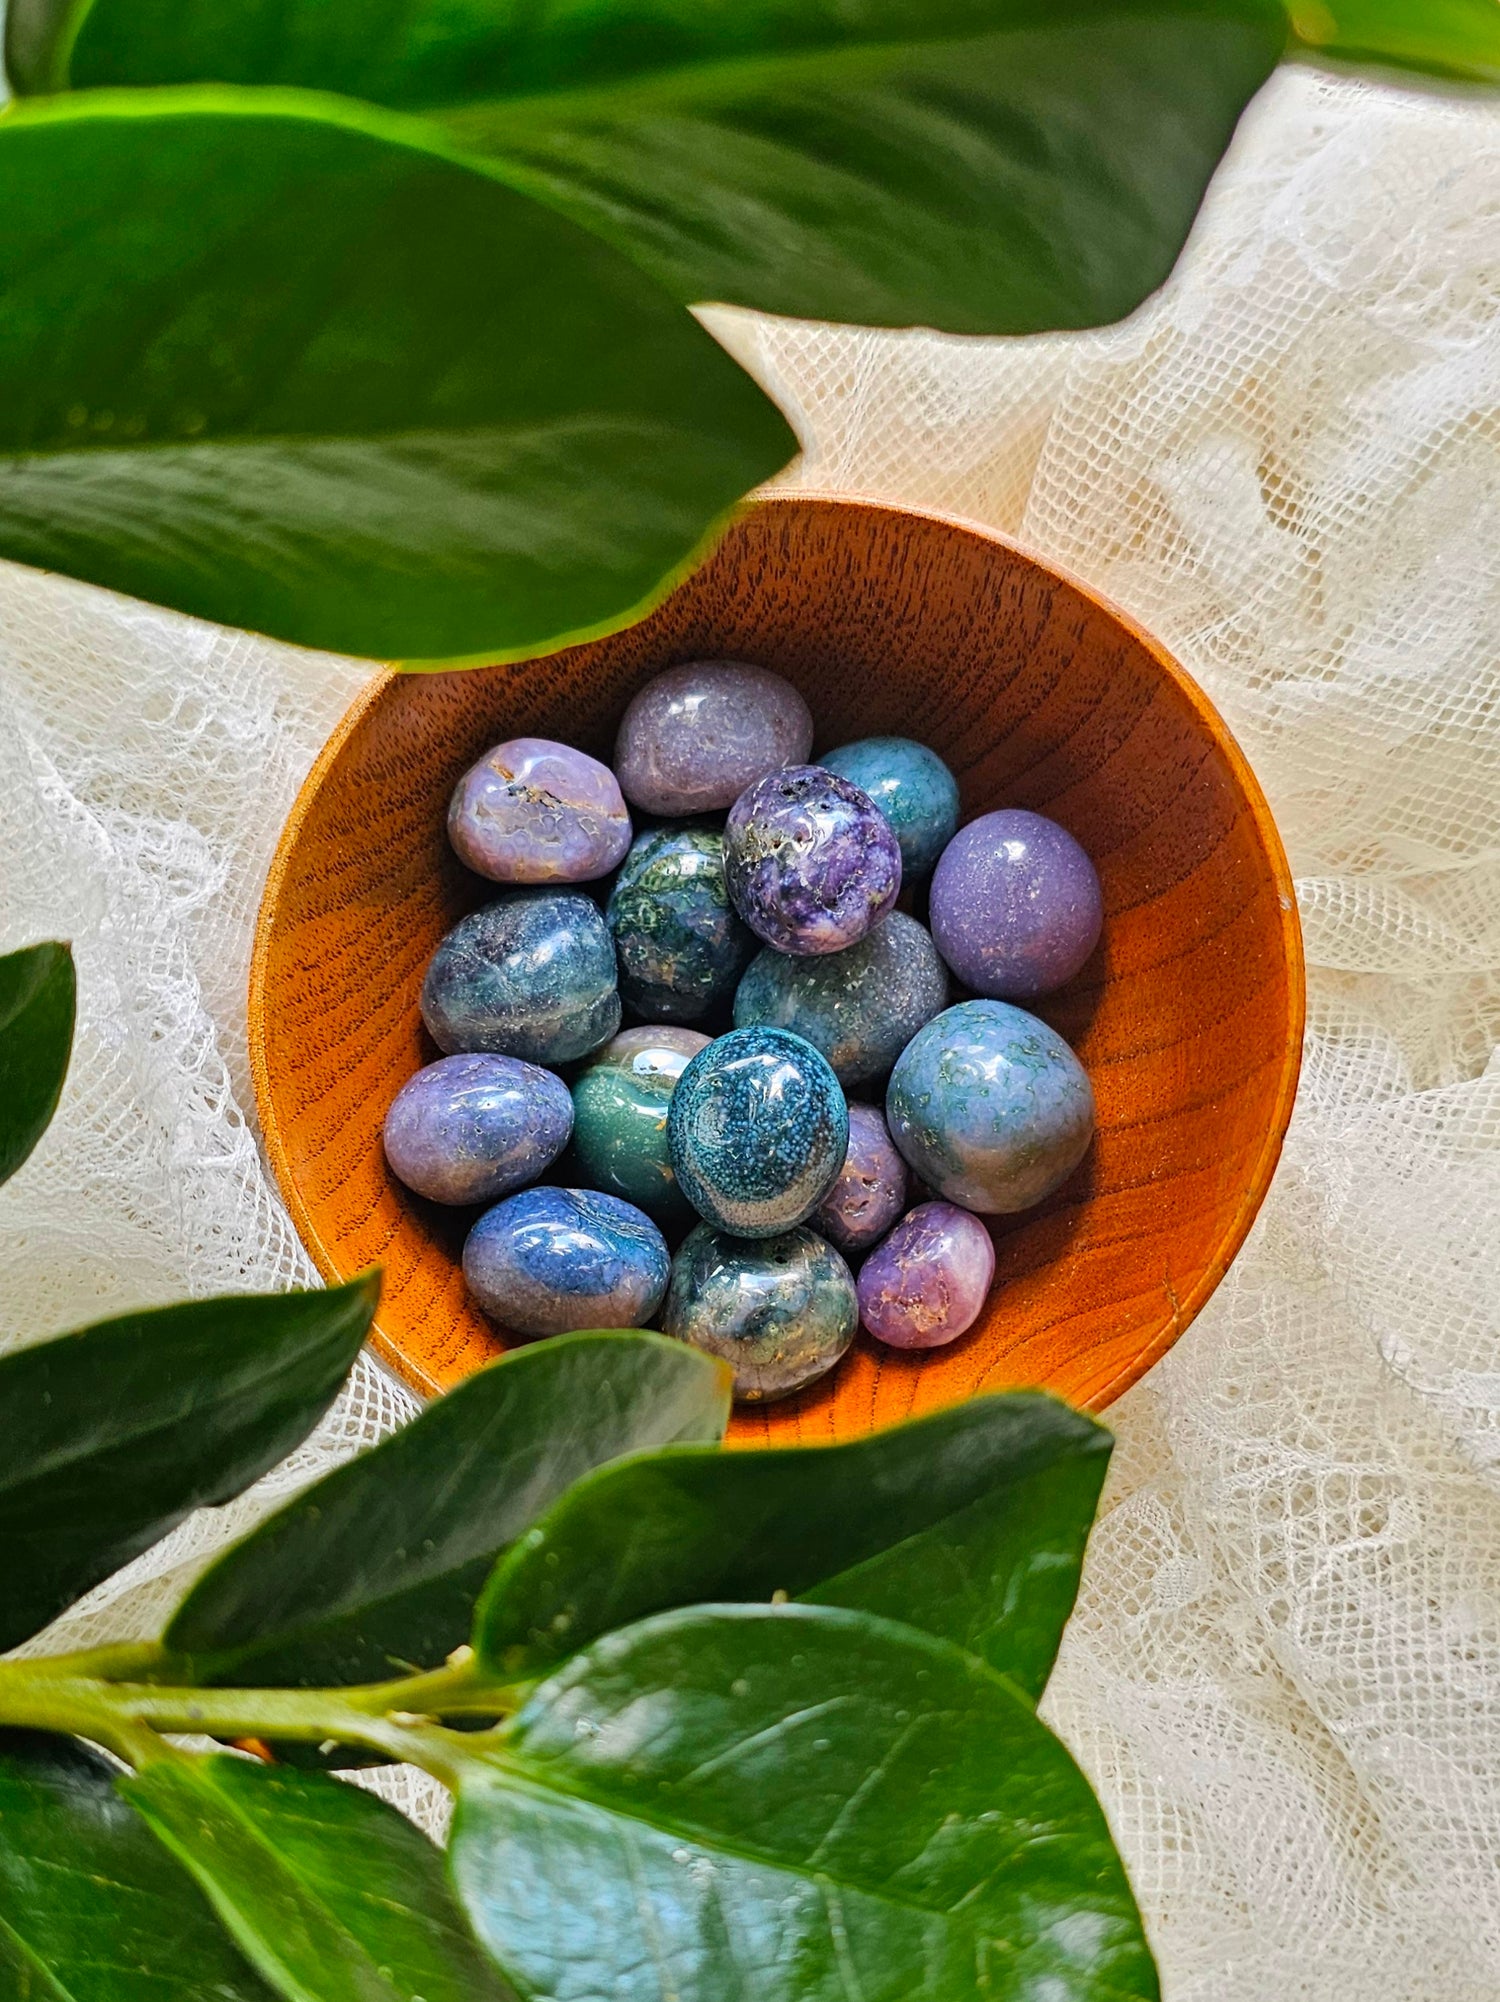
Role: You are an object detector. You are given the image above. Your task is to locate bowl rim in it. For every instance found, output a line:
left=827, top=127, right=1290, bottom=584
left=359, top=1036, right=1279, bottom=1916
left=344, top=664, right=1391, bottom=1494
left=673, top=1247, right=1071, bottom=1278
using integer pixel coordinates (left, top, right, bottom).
left=249, top=489, right=1306, bottom=1411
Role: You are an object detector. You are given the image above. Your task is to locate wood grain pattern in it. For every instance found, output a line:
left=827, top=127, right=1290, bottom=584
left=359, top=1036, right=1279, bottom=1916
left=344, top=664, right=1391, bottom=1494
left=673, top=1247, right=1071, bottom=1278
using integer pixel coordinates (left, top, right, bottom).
left=250, top=495, right=1304, bottom=1442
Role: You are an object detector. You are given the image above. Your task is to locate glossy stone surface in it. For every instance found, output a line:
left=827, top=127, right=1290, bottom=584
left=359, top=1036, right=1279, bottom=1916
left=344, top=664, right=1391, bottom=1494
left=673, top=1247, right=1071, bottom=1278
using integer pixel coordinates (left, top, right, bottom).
left=421, top=892, right=620, bottom=1066
left=930, top=808, right=1103, bottom=1000
left=570, top=1025, right=711, bottom=1219
left=857, top=1201, right=996, bottom=1350
left=733, top=911, right=948, bottom=1087
left=664, top=1223, right=857, bottom=1402
left=448, top=737, right=631, bottom=885
left=887, top=1000, right=1094, bottom=1214
left=463, top=1186, right=669, bottom=1337
left=614, top=660, right=813, bottom=816
left=813, top=1103, right=909, bottom=1255
left=606, top=827, right=754, bottom=1022
left=821, top=736, right=960, bottom=878
left=724, top=765, right=902, bottom=957
left=667, top=1025, right=847, bottom=1237
left=383, top=1052, right=572, bottom=1206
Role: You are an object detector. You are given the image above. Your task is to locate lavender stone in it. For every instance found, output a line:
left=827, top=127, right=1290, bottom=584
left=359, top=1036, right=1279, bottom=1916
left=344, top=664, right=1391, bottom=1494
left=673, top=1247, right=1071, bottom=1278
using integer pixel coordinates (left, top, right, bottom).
left=886, top=999, right=1094, bottom=1215
left=463, top=1186, right=669, bottom=1337
left=448, top=737, right=631, bottom=885
left=614, top=661, right=813, bottom=816
left=813, top=1104, right=909, bottom=1255
left=664, top=1222, right=857, bottom=1402
left=383, top=1052, right=572, bottom=1206
left=421, top=892, right=620, bottom=1066
left=930, top=808, right=1102, bottom=1000
left=821, top=736, right=960, bottom=878
left=857, top=1202, right=996, bottom=1350
left=724, top=765, right=902, bottom=957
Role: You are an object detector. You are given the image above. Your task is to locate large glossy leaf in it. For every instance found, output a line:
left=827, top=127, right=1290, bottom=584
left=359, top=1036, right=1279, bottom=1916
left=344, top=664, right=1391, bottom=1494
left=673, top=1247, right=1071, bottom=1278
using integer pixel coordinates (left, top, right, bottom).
left=0, top=1274, right=377, bottom=1653
left=7, top=0, right=1287, bottom=335
left=122, top=1754, right=513, bottom=2002
left=0, top=1730, right=277, bottom=2002
left=476, top=1389, right=1109, bottom=1699
left=450, top=1602, right=1158, bottom=2002
left=165, top=1330, right=731, bottom=1689
left=0, top=92, right=793, bottom=666
left=0, top=941, right=74, bottom=1189
left=1287, top=0, right=1500, bottom=86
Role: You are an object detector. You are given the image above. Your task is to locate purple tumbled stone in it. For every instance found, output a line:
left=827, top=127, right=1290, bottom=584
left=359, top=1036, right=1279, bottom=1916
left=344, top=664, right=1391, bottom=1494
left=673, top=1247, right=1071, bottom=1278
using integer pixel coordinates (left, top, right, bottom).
left=448, top=737, right=631, bottom=884
left=930, top=809, right=1102, bottom=1000
left=857, top=1202, right=996, bottom=1350
left=814, top=1104, right=909, bottom=1255
left=614, top=661, right=813, bottom=816
left=724, top=766, right=902, bottom=956
left=383, top=1052, right=573, bottom=1205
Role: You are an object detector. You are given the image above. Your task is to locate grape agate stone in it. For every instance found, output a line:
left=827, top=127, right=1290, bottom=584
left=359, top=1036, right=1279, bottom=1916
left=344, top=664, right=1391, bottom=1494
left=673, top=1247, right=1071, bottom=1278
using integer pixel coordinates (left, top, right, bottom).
left=421, top=892, right=620, bottom=1066
left=614, top=661, right=813, bottom=816
left=448, top=737, right=631, bottom=885
left=667, top=1025, right=847, bottom=1237
left=821, top=736, right=960, bottom=878
left=605, top=827, right=754, bottom=1022
left=813, top=1104, right=909, bottom=1255
left=463, top=1186, right=669, bottom=1337
left=930, top=808, right=1103, bottom=1000
left=886, top=1000, right=1094, bottom=1214
left=570, top=1025, right=711, bottom=1219
left=857, top=1202, right=996, bottom=1350
left=724, top=766, right=902, bottom=956
left=733, top=912, right=948, bottom=1087
left=383, top=1052, right=572, bottom=1206
left=664, top=1223, right=857, bottom=1402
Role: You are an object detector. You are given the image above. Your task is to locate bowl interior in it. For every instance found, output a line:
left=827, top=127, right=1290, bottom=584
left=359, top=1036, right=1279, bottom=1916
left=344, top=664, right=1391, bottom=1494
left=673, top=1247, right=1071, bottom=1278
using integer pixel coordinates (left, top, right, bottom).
left=251, top=495, right=1303, bottom=1444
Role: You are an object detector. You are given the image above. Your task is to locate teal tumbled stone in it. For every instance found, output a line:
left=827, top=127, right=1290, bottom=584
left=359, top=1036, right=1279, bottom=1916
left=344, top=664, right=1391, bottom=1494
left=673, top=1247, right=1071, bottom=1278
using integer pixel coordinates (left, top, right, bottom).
left=821, top=736, right=960, bottom=878
left=606, top=827, right=755, bottom=1023
left=663, top=1223, right=858, bottom=1402
left=569, top=1025, right=711, bottom=1220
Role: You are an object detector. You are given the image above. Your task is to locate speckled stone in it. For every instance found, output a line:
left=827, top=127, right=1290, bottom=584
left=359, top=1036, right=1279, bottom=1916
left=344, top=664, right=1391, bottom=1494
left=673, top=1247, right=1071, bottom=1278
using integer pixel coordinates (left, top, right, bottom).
left=421, top=892, right=620, bottom=1066
left=614, top=661, right=813, bottom=816
left=570, top=1025, right=711, bottom=1220
left=606, top=827, right=754, bottom=1022
left=448, top=737, right=631, bottom=885
left=887, top=1000, right=1094, bottom=1214
left=724, top=765, right=902, bottom=957
left=813, top=1104, right=910, bottom=1255
left=821, top=737, right=960, bottom=878
left=463, top=1186, right=670, bottom=1337
left=930, top=809, right=1103, bottom=1000
left=733, top=912, right=948, bottom=1087
left=663, top=1222, right=857, bottom=1402
left=666, top=1025, right=848, bottom=1237
left=857, top=1202, right=996, bottom=1350
left=383, top=1052, right=572, bottom=1206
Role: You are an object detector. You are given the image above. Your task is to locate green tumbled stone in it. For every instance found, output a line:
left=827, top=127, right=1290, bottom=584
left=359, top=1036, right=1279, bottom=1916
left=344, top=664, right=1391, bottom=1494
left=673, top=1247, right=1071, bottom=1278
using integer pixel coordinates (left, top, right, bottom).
left=569, top=1025, right=711, bottom=1220
left=606, top=826, right=755, bottom=1023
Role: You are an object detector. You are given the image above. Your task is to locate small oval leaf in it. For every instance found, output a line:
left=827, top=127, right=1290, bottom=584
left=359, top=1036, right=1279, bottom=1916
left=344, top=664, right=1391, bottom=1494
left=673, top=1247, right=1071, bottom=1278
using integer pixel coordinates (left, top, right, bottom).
left=0, top=941, right=75, bottom=1188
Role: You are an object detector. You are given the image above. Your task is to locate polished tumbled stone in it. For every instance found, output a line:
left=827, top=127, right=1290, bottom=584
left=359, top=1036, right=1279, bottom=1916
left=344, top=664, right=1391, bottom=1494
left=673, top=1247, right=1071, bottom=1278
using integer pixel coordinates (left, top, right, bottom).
left=733, top=911, right=948, bottom=1087
left=463, top=1186, right=669, bottom=1337
left=813, top=1103, right=910, bottom=1256
left=821, top=736, right=960, bottom=879
left=886, top=999, right=1094, bottom=1214
left=421, top=892, right=620, bottom=1066
left=857, top=1201, right=996, bottom=1350
left=614, top=660, right=813, bottom=816
left=724, top=765, right=902, bottom=957
left=664, top=1222, right=858, bottom=1402
left=448, top=737, right=631, bottom=885
left=930, top=808, right=1103, bottom=1000
left=667, top=1025, right=848, bottom=1237
left=570, top=1025, right=711, bottom=1220
left=606, top=827, right=754, bottom=1023
left=383, top=1052, right=573, bottom=1206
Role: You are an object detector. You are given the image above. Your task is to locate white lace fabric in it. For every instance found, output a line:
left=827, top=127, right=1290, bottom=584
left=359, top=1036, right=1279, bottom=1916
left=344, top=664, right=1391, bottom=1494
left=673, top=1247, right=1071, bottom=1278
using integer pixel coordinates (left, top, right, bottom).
left=2, top=66, right=1498, bottom=1997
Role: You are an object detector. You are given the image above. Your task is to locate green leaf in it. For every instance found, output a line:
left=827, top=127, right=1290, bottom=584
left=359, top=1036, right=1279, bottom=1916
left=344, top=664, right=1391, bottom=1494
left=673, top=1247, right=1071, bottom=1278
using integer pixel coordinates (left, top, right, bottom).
left=0, top=91, right=793, bottom=666
left=0, top=1730, right=278, bottom=2002
left=476, top=1390, right=1109, bottom=1699
left=165, top=1330, right=731, bottom=1690
left=0, top=1274, right=377, bottom=1653
left=1286, top=0, right=1500, bottom=87
left=0, top=942, right=74, bottom=1189
left=122, top=1753, right=513, bottom=2002
left=450, top=1601, right=1158, bottom=2002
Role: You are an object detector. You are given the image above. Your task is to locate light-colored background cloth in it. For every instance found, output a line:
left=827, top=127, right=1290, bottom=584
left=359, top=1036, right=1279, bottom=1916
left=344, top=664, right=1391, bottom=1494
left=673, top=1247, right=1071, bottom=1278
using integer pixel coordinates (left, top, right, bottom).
left=1, top=67, right=1496, bottom=2000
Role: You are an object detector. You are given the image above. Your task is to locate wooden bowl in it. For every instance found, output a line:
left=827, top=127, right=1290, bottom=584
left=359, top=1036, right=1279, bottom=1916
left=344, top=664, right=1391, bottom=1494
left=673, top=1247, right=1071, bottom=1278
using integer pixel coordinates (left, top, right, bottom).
left=250, top=494, right=1303, bottom=1443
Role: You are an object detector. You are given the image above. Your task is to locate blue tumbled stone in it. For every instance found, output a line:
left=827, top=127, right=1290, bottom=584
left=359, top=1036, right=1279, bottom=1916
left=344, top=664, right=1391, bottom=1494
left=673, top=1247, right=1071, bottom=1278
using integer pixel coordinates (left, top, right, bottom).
left=420, top=892, right=619, bottom=1066
left=462, top=1185, right=670, bottom=1337
left=821, top=736, right=960, bottom=878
